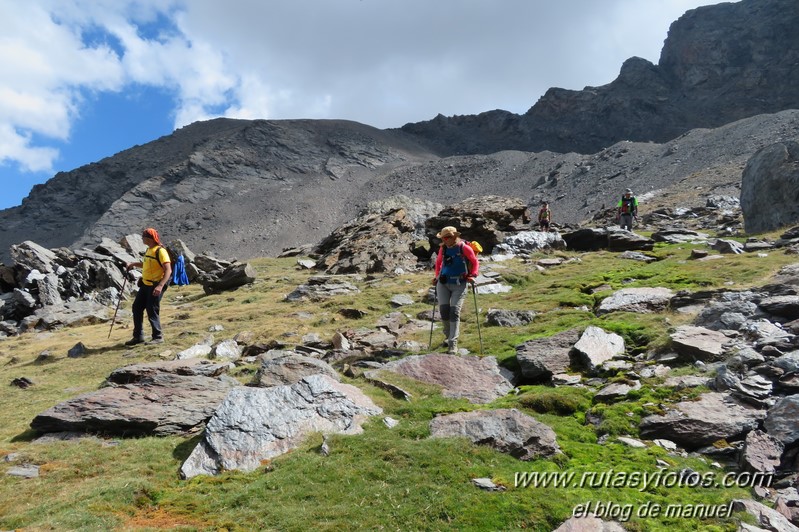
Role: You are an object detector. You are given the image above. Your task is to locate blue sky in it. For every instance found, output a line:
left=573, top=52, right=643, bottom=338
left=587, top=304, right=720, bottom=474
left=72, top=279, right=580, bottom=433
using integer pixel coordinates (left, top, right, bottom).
left=0, top=0, right=723, bottom=210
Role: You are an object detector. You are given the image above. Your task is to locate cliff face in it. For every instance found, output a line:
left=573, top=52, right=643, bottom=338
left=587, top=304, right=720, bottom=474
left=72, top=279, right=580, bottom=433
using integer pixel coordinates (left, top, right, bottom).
left=401, top=0, right=799, bottom=155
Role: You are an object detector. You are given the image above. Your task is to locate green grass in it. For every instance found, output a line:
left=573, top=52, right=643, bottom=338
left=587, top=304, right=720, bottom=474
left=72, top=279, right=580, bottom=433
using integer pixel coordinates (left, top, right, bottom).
left=0, top=243, right=794, bottom=530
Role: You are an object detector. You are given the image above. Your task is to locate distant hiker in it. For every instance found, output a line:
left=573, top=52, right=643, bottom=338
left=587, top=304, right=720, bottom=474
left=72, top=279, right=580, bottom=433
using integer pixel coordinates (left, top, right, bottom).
left=124, top=228, right=172, bottom=345
left=617, top=188, right=638, bottom=231
left=538, top=202, right=551, bottom=232
left=432, top=226, right=479, bottom=354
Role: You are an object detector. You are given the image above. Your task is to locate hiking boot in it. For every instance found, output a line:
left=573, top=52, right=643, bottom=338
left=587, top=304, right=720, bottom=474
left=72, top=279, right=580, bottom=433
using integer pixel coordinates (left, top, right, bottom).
left=146, top=337, right=164, bottom=345
left=124, top=337, right=145, bottom=346
left=447, top=341, right=458, bottom=355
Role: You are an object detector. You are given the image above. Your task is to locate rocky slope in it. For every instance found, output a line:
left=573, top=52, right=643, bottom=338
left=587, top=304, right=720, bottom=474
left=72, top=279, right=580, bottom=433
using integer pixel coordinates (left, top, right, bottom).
left=401, top=0, right=799, bottom=155
left=0, top=0, right=798, bottom=263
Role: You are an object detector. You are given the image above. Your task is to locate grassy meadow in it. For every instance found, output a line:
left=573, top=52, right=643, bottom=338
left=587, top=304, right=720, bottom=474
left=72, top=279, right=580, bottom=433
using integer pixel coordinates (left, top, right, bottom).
left=0, top=237, right=795, bottom=531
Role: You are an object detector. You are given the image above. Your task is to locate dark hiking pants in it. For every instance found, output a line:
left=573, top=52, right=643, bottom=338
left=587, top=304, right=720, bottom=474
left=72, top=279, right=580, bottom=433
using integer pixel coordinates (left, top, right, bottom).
left=132, top=283, right=166, bottom=340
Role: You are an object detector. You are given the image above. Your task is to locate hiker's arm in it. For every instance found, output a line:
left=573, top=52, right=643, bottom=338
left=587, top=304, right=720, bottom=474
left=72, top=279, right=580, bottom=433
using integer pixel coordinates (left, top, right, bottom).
left=126, top=261, right=142, bottom=270
left=153, top=262, right=172, bottom=296
left=462, top=245, right=479, bottom=281
left=432, top=247, right=443, bottom=285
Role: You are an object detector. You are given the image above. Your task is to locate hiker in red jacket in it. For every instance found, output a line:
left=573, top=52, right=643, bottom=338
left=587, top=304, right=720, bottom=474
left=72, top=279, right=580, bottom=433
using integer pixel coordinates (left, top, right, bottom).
left=432, top=226, right=479, bottom=354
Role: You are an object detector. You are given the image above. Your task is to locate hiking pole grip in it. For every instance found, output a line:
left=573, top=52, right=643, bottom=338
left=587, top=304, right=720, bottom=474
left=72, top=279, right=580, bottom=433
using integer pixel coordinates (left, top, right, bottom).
left=108, top=273, right=129, bottom=339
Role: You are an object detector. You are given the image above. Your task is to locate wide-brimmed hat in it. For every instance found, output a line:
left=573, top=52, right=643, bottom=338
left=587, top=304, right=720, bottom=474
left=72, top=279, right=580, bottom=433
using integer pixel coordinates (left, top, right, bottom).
left=436, top=226, right=460, bottom=239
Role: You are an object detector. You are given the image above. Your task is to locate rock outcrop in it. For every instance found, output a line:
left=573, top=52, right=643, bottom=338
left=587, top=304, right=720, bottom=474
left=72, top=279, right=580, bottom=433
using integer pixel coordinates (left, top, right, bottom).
left=180, top=375, right=382, bottom=478
left=741, top=141, right=799, bottom=233
left=401, top=0, right=799, bottom=156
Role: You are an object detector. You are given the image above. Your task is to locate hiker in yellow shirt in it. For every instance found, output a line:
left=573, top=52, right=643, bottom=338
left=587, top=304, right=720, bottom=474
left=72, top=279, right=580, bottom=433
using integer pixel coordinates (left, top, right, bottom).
left=124, top=228, right=172, bottom=345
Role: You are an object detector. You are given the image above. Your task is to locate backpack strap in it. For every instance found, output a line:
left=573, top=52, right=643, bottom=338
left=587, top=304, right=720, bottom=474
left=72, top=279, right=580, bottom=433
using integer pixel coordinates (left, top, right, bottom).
left=153, top=246, right=171, bottom=266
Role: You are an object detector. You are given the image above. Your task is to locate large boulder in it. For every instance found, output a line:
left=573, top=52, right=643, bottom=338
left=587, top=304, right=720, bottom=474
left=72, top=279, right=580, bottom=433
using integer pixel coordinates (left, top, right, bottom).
left=252, top=351, right=340, bottom=387
left=30, top=372, right=239, bottom=436
left=314, top=208, right=420, bottom=274
left=379, top=354, right=514, bottom=404
left=429, top=408, right=560, bottom=460
left=639, top=392, right=765, bottom=448
left=424, top=196, right=531, bottom=253
left=741, top=141, right=799, bottom=234
left=571, top=326, right=625, bottom=373
left=597, top=287, right=674, bottom=315
left=516, top=329, right=580, bottom=382
left=764, top=395, right=799, bottom=446
left=179, top=375, right=381, bottom=478
left=200, top=262, right=256, bottom=294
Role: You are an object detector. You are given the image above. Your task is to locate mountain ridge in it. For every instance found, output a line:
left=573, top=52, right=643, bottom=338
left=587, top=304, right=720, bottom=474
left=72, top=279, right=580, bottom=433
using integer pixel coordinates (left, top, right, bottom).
left=1, top=0, right=798, bottom=263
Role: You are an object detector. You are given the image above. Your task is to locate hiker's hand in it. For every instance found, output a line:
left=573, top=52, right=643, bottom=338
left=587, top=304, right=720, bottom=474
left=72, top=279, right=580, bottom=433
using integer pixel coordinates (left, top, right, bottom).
left=153, top=285, right=163, bottom=297
left=465, top=276, right=475, bottom=285
left=432, top=277, right=438, bottom=286
left=125, top=263, right=133, bottom=271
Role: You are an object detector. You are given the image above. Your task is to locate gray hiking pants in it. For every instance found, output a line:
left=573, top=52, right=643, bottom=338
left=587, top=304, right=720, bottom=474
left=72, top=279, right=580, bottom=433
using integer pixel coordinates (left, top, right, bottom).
left=436, top=280, right=468, bottom=344
left=619, top=214, right=634, bottom=231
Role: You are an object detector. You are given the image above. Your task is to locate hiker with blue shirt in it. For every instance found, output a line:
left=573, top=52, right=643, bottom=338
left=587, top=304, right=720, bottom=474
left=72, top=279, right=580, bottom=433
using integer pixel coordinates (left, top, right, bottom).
left=124, top=227, right=172, bottom=345
left=432, top=226, right=479, bottom=354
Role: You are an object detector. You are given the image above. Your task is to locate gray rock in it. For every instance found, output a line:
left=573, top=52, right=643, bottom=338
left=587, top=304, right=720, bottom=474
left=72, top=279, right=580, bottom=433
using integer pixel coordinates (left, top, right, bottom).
left=67, top=342, right=87, bottom=358
left=211, top=339, right=243, bottom=361
left=6, top=465, right=40, bottom=478
left=381, top=353, right=514, bottom=404
left=760, top=295, right=799, bottom=320
left=175, top=342, right=213, bottom=360
left=389, top=294, right=415, bottom=307
left=595, top=380, right=641, bottom=401
left=23, top=301, right=110, bottom=331
left=201, top=262, right=256, bottom=294
left=285, top=275, right=361, bottom=302
left=314, top=207, right=421, bottom=275
left=30, top=373, right=238, bottom=436
left=10, top=241, right=57, bottom=274
left=516, top=329, right=579, bottom=381
left=487, top=309, right=535, bottom=327
left=740, top=430, right=784, bottom=473
left=710, top=238, right=744, bottom=254
left=651, top=227, right=710, bottom=244
left=430, top=408, right=559, bottom=460
left=571, top=326, right=625, bottom=373
left=670, top=325, right=729, bottom=362
left=425, top=196, right=531, bottom=253
left=492, top=231, right=567, bottom=255
left=597, top=287, right=674, bottom=315
left=764, top=395, right=799, bottom=446
left=639, top=392, right=765, bottom=448
left=732, top=498, right=799, bottom=532
left=107, top=359, right=231, bottom=382
left=180, top=375, right=381, bottom=478
left=471, top=478, right=506, bottom=491
left=552, top=516, right=627, bottom=531
left=252, top=352, right=339, bottom=387
left=741, top=141, right=799, bottom=234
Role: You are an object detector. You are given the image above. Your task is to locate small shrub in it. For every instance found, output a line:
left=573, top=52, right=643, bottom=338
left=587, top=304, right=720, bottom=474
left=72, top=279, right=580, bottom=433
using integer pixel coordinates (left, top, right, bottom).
left=519, top=389, right=591, bottom=416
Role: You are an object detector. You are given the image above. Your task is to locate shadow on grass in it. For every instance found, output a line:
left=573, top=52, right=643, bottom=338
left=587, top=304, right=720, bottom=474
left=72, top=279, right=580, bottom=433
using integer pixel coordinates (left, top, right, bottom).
left=173, top=434, right=203, bottom=462
left=11, top=429, right=39, bottom=442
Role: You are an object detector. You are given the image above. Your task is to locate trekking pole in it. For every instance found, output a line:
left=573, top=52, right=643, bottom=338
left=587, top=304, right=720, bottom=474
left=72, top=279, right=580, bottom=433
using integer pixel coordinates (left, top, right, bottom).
left=428, top=287, right=437, bottom=350
left=108, top=273, right=128, bottom=339
left=471, top=281, right=484, bottom=356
